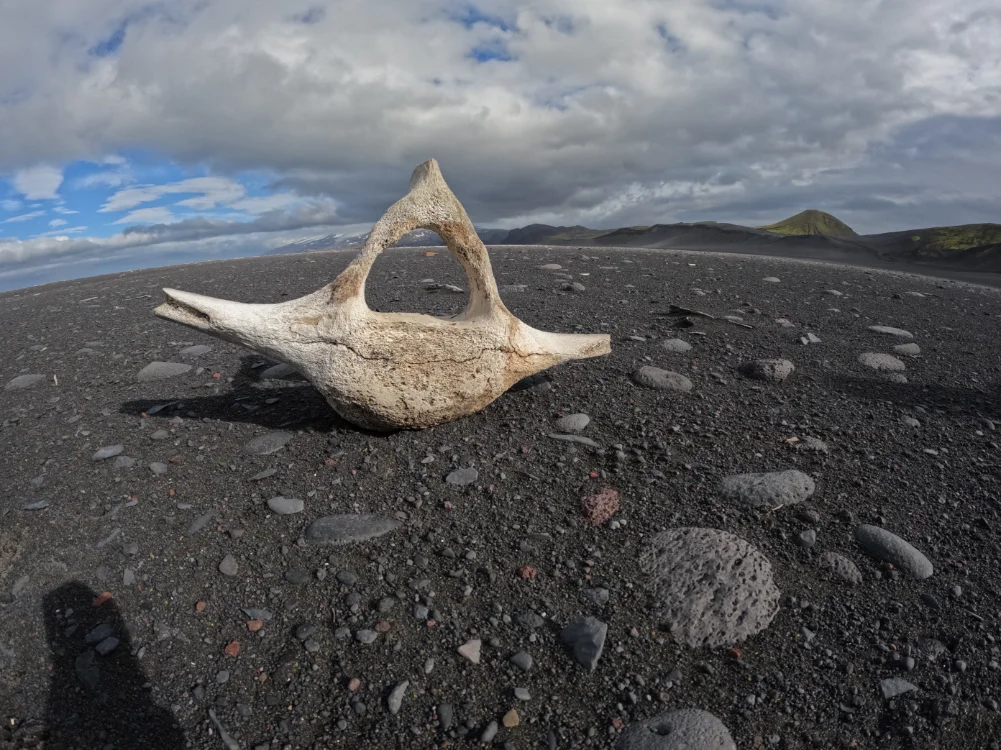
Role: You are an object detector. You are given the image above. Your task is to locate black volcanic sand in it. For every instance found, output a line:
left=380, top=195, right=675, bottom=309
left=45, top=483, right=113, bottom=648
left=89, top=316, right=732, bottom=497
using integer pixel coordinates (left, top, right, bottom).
left=2, top=245, right=1001, bottom=749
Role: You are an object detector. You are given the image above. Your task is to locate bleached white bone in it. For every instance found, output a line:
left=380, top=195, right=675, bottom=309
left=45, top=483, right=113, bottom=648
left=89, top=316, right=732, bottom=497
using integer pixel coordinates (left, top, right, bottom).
left=154, top=159, right=611, bottom=430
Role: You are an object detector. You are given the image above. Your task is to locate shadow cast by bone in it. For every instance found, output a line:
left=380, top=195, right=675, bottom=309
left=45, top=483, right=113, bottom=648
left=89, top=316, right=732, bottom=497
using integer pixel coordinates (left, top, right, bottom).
left=41, top=581, right=185, bottom=750
left=121, top=355, right=554, bottom=434
left=821, top=373, right=1001, bottom=417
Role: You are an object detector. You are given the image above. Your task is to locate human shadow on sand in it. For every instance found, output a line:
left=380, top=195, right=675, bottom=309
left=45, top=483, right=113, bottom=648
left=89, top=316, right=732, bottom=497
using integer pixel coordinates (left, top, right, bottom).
left=42, top=581, right=185, bottom=750
left=120, top=355, right=553, bottom=433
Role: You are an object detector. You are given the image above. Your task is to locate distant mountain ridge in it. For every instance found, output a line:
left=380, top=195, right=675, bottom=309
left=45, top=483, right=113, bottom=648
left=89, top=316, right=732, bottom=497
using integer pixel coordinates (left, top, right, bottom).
left=268, top=210, right=1001, bottom=273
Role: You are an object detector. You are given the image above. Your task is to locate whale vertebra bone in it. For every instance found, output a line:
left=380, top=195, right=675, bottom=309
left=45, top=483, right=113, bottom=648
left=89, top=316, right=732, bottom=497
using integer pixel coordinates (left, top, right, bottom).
left=153, top=159, right=611, bottom=430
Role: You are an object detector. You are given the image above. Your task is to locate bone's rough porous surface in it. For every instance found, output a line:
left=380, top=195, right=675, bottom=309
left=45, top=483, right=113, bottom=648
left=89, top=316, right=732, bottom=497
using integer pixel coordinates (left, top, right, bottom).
left=639, top=528, right=781, bottom=648
left=718, top=469, right=815, bottom=507
left=152, top=159, right=610, bottom=430
left=616, top=709, right=737, bottom=750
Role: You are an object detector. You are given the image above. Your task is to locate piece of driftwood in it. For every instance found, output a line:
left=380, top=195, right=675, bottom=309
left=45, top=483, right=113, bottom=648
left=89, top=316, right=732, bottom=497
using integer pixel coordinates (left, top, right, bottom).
left=153, top=159, right=611, bottom=430
left=656, top=304, right=756, bottom=329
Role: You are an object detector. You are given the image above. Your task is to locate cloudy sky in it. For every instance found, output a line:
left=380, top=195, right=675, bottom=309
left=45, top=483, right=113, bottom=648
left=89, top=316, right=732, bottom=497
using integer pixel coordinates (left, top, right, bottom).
left=1, top=0, right=999, bottom=291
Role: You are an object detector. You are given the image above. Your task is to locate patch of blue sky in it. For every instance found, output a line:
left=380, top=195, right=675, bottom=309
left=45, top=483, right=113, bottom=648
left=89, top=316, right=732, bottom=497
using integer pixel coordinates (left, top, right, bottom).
left=448, top=5, right=513, bottom=31
left=1, top=154, right=299, bottom=243
left=89, top=22, right=127, bottom=57
left=656, top=24, right=685, bottom=54
left=468, top=41, right=514, bottom=63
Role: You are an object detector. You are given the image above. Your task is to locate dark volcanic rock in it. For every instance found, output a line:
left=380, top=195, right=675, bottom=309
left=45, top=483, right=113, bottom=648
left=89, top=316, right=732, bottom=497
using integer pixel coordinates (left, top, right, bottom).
left=561, top=616, right=607, bottom=671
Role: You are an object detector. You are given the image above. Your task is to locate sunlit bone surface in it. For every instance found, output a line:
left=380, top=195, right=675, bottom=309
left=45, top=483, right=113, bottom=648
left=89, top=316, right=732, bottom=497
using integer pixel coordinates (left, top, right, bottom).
left=153, top=159, right=611, bottom=430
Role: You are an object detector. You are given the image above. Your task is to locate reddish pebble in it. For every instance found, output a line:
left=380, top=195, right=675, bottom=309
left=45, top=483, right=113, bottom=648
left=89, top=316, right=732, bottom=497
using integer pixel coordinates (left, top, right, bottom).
left=729, top=647, right=742, bottom=660
left=195, top=601, right=206, bottom=612
left=348, top=678, right=361, bottom=692
left=517, top=565, right=538, bottom=580
left=581, top=487, right=620, bottom=526
left=375, top=620, right=391, bottom=633
left=611, top=717, right=624, bottom=730
left=224, top=640, right=240, bottom=657
left=92, top=591, right=112, bottom=608
left=169, top=454, right=182, bottom=464
left=247, top=619, right=263, bottom=632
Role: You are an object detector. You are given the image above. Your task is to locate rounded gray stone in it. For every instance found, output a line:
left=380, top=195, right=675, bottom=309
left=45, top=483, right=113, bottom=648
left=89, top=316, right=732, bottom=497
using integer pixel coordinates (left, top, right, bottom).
left=818, top=552, right=863, bottom=584
left=858, top=352, right=906, bottom=371
left=179, top=344, right=213, bottom=356
left=616, top=708, right=736, bottom=750
left=5, top=374, right=45, bottom=390
left=738, top=359, right=794, bottom=382
left=893, top=342, right=921, bottom=355
left=855, top=524, right=933, bottom=579
left=719, top=469, right=815, bottom=508
left=631, top=366, right=693, bottom=392
left=243, top=432, right=292, bottom=455
left=259, top=363, right=302, bottom=380
left=137, top=361, right=192, bottom=381
left=303, top=514, right=402, bottom=545
left=149, top=462, right=169, bottom=475
left=660, top=338, right=692, bottom=353
left=554, top=413, right=590, bottom=433
left=92, top=444, right=124, bottom=461
left=868, top=325, right=913, bottom=338
left=387, top=680, right=408, bottom=715
left=445, top=467, right=478, bottom=486
left=267, top=497, right=304, bottom=515
left=762, top=277, right=780, bottom=283
left=639, top=527, right=780, bottom=648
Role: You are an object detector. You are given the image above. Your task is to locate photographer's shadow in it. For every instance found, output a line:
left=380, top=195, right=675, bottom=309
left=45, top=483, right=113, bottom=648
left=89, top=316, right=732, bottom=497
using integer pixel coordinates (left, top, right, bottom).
left=42, top=581, right=184, bottom=749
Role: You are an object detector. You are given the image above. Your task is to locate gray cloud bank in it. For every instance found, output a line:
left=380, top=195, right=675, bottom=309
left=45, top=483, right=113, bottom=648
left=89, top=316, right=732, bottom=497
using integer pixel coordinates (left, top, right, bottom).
left=1, top=0, right=1000, bottom=286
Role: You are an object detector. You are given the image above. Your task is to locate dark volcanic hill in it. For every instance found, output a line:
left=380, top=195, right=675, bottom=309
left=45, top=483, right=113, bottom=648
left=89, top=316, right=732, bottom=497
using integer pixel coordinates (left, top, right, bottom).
left=268, top=214, right=1001, bottom=275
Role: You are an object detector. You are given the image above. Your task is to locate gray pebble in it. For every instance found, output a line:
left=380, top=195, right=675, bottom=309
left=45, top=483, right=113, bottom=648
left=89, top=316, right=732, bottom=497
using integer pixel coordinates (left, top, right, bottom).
left=387, top=680, right=409, bottom=715
left=137, top=361, right=192, bottom=381
left=631, top=366, right=693, bottom=392
left=92, top=445, right=124, bottom=461
left=855, top=524, right=933, bottom=579
left=554, top=413, right=590, bottom=433
left=218, top=554, right=238, bottom=577
left=244, top=432, right=292, bottom=456
left=267, top=496, right=304, bottom=515
left=446, top=467, right=478, bottom=486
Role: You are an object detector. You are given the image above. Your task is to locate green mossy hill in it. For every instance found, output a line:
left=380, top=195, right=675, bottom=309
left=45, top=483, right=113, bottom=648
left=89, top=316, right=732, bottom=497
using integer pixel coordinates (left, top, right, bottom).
left=758, top=210, right=857, bottom=237
left=911, top=224, right=1001, bottom=252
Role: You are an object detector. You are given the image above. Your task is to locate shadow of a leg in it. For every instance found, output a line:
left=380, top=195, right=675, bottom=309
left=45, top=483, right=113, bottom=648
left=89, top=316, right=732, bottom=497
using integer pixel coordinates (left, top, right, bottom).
left=42, top=581, right=185, bottom=750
